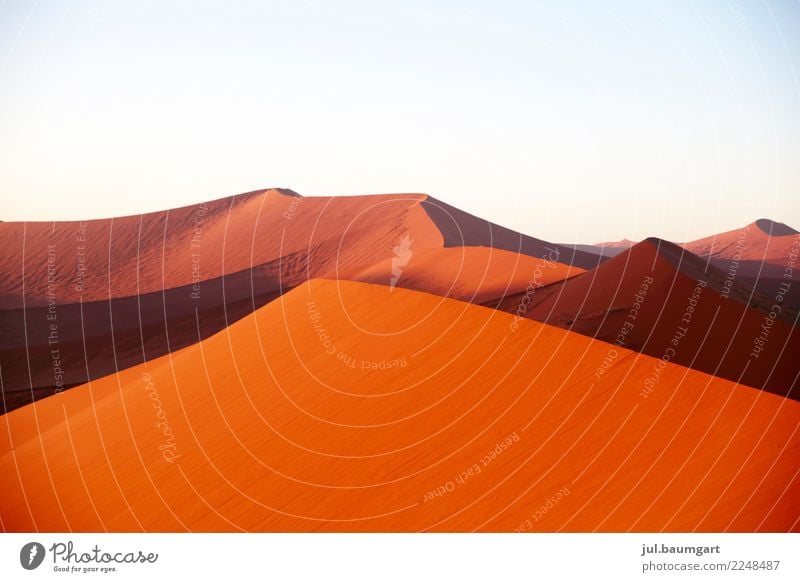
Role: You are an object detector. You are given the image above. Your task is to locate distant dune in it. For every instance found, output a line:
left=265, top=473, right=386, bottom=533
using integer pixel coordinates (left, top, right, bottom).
left=683, top=219, right=800, bottom=307
left=596, top=238, right=637, bottom=249
left=566, top=238, right=636, bottom=259
left=491, top=238, right=799, bottom=399
left=685, top=219, right=798, bottom=269
left=2, top=280, right=797, bottom=532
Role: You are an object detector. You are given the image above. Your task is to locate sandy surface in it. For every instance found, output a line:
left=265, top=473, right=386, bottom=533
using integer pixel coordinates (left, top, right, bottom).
left=1, top=280, right=797, bottom=532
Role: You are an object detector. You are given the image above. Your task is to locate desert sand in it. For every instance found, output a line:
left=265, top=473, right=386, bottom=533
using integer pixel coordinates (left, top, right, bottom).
left=1, top=280, right=797, bottom=532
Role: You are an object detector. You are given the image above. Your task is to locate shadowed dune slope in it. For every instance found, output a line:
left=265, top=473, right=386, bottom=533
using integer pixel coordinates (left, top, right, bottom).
left=419, top=198, right=603, bottom=270
left=1, top=280, right=797, bottom=532
left=0, top=266, right=288, bottom=412
left=0, top=189, right=585, bottom=411
left=490, top=239, right=800, bottom=399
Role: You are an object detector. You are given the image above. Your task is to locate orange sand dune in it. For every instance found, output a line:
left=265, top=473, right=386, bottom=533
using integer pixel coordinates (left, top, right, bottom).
left=1, top=279, right=797, bottom=532
left=491, top=239, right=800, bottom=399
left=1, top=189, right=588, bottom=411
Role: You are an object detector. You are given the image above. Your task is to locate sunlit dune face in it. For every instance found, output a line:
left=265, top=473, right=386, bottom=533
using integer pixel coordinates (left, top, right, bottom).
left=1, top=280, right=797, bottom=532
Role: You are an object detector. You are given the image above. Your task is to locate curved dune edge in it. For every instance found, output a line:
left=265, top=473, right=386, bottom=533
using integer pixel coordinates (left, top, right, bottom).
left=1, top=279, right=798, bottom=532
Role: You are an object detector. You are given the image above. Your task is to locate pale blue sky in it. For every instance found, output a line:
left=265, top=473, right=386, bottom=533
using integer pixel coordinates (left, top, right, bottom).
left=1, top=0, right=798, bottom=243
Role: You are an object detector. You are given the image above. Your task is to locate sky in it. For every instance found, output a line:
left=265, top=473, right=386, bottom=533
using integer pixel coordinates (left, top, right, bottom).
left=0, top=0, right=798, bottom=244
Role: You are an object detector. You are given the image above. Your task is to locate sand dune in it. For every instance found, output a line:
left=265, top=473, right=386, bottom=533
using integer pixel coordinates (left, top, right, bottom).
left=684, top=219, right=800, bottom=307
left=0, top=188, right=595, bottom=310
left=491, top=239, right=799, bottom=399
left=564, top=219, right=800, bottom=296
left=0, top=188, right=436, bottom=309
left=1, top=280, right=797, bottom=532
left=684, top=218, right=798, bottom=269
left=345, top=246, right=582, bottom=304
left=567, top=239, right=636, bottom=258
left=1, top=189, right=589, bottom=411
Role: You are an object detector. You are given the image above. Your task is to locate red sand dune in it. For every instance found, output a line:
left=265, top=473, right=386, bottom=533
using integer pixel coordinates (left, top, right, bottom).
left=490, top=239, right=800, bottom=399
left=683, top=219, right=800, bottom=307
left=0, top=189, right=587, bottom=411
left=1, top=280, right=797, bottom=532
